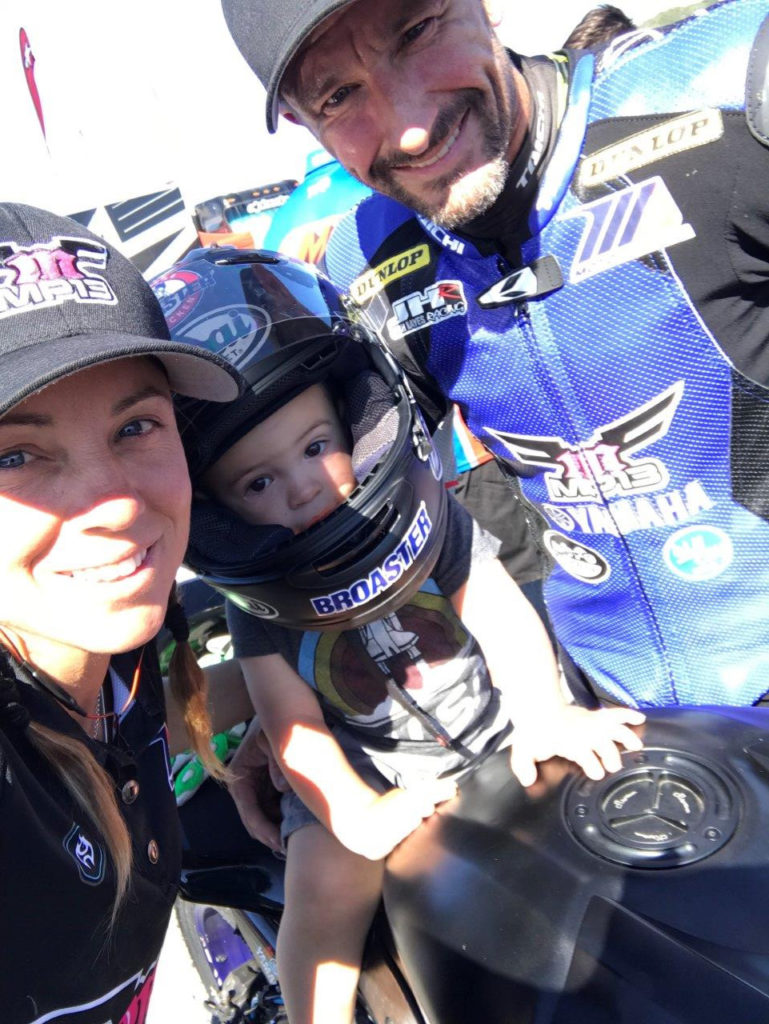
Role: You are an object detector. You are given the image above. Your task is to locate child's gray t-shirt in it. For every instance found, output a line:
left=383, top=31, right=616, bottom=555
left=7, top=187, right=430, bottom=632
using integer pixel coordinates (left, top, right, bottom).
left=227, top=496, right=513, bottom=786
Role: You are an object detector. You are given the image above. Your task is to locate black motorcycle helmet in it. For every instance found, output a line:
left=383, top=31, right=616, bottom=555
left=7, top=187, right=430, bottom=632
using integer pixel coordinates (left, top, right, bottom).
left=150, top=247, right=447, bottom=630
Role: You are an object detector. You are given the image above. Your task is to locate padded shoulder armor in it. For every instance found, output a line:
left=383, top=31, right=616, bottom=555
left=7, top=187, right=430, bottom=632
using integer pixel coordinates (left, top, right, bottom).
left=747, top=12, right=769, bottom=147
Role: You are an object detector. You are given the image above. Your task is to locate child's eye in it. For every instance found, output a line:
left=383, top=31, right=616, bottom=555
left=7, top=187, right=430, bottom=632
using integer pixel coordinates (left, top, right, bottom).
left=118, top=417, right=156, bottom=439
left=247, top=475, right=272, bottom=495
left=0, top=449, right=30, bottom=470
left=305, top=439, right=328, bottom=459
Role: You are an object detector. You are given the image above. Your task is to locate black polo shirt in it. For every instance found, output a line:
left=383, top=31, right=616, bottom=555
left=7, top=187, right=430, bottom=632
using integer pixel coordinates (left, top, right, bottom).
left=0, top=645, right=181, bottom=1024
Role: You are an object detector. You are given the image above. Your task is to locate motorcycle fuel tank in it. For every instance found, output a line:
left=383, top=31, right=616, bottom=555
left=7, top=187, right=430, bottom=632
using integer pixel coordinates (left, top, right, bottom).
left=383, top=707, right=769, bottom=1023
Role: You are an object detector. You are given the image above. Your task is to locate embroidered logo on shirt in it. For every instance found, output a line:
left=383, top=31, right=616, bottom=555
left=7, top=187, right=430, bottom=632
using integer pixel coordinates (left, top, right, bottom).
left=63, top=822, right=105, bottom=885
left=576, top=109, right=723, bottom=189
left=566, top=177, right=694, bottom=282
left=486, top=382, right=683, bottom=503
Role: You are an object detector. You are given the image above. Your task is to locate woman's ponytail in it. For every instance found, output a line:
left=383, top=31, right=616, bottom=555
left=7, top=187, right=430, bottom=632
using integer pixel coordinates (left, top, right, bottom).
left=165, top=583, right=231, bottom=783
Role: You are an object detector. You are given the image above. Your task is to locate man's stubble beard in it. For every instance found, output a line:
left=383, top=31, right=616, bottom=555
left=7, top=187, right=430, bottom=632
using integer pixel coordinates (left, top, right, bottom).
left=369, top=88, right=512, bottom=230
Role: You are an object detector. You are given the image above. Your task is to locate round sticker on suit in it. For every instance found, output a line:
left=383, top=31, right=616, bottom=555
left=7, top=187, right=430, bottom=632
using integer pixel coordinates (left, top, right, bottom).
left=543, top=531, right=610, bottom=584
left=663, top=525, right=733, bottom=581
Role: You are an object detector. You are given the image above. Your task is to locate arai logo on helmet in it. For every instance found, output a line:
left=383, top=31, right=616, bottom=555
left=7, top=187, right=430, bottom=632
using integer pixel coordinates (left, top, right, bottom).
left=311, top=503, right=432, bottom=616
left=175, top=303, right=272, bottom=370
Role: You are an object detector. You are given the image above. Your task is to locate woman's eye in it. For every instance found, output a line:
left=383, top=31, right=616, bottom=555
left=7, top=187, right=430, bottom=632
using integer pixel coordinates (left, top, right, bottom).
left=305, top=439, right=328, bottom=459
left=247, top=475, right=272, bottom=495
left=0, top=450, right=29, bottom=470
left=119, top=417, right=156, bottom=439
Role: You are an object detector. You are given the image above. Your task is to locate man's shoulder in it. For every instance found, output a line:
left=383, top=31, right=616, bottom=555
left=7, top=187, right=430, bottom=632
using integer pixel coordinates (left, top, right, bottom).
left=324, top=192, right=430, bottom=292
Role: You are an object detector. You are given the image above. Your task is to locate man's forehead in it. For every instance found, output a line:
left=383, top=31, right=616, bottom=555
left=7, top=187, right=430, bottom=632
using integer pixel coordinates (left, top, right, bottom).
left=290, top=0, right=427, bottom=76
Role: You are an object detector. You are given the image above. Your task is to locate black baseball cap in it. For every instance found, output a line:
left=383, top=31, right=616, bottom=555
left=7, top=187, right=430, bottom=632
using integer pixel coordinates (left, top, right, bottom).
left=222, top=0, right=356, bottom=132
left=0, top=203, right=241, bottom=418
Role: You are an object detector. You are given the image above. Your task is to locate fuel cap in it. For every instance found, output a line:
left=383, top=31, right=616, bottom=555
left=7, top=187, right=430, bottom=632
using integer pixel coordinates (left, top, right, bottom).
left=564, top=748, right=739, bottom=868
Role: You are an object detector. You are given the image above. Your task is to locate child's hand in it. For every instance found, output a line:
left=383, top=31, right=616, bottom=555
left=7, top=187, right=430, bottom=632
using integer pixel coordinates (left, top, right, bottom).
left=333, top=778, right=457, bottom=860
left=509, top=704, right=645, bottom=788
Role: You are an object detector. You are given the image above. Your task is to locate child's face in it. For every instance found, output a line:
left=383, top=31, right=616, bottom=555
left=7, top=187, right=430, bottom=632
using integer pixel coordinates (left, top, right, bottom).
left=202, top=383, right=357, bottom=534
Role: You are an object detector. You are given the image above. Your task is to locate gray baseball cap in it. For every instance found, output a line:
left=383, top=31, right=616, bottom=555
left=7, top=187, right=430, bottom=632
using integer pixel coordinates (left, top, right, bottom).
left=222, top=0, right=355, bottom=132
left=0, top=203, right=241, bottom=417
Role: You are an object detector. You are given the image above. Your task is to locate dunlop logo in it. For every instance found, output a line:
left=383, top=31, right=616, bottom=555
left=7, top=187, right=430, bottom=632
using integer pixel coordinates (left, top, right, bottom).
left=577, top=109, right=723, bottom=189
left=350, top=245, right=430, bottom=303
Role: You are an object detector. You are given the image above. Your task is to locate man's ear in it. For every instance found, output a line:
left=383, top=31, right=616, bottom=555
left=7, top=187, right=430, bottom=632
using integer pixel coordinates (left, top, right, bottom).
left=281, top=110, right=301, bottom=126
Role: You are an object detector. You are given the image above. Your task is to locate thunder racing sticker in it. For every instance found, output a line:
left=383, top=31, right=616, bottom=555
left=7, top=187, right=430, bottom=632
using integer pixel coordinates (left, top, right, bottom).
left=349, top=244, right=430, bottom=304
left=311, top=502, right=432, bottom=616
left=662, top=524, right=733, bottom=581
left=576, top=109, right=724, bottom=189
left=543, top=531, right=610, bottom=584
left=385, top=280, right=467, bottom=341
left=173, top=303, right=272, bottom=370
left=566, top=176, right=695, bottom=282
left=0, top=236, right=116, bottom=317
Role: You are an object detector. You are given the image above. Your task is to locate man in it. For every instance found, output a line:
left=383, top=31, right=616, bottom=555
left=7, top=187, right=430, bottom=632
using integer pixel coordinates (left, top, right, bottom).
left=563, top=5, right=636, bottom=49
left=222, top=0, right=769, bottom=710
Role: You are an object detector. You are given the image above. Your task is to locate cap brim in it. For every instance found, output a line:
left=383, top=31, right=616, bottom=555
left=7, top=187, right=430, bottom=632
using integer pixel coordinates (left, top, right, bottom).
left=0, top=330, right=241, bottom=418
left=262, top=0, right=358, bottom=132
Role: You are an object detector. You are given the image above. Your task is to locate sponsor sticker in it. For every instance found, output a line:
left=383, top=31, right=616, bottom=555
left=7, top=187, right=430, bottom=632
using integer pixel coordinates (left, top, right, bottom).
left=0, top=236, right=116, bottom=318
left=350, top=244, right=430, bottom=303
left=175, top=303, right=271, bottom=369
left=662, top=524, right=733, bottom=581
left=311, top=502, right=432, bottom=615
left=151, top=269, right=204, bottom=328
left=577, top=109, right=723, bottom=189
left=566, top=176, right=694, bottom=282
left=543, top=531, right=610, bottom=584
left=386, top=280, right=467, bottom=341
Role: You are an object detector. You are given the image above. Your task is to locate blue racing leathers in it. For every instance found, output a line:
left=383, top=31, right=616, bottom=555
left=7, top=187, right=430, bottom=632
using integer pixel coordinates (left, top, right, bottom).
left=325, top=0, right=769, bottom=708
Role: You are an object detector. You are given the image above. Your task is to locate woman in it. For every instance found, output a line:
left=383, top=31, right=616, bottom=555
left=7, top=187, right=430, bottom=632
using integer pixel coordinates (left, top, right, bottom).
left=0, top=203, right=250, bottom=1024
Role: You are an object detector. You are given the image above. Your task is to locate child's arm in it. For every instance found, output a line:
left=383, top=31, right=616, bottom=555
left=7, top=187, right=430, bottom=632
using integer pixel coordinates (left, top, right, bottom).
left=450, top=556, right=645, bottom=787
left=238, top=652, right=455, bottom=859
